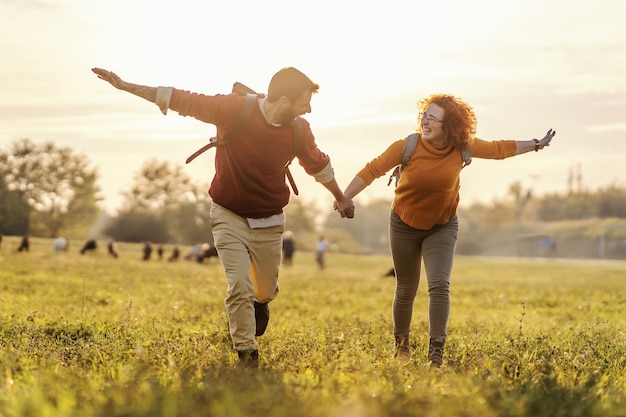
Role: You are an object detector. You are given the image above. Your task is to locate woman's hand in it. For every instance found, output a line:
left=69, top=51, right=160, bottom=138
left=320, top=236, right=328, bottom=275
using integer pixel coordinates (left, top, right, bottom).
left=333, top=198, right=355, bottom=219
left=536, top=129, right=556, bottom=150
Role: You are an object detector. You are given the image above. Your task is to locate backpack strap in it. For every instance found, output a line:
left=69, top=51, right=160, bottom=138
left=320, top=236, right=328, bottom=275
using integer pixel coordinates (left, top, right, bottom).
left=290, top=117, right=304, bottom=159
left=387, top=134, right=473, bottom=186
left=387, top=134, right=418, bottom=186
left=401, top=133, right=419, bottom=168
left=460, top=147, right=472, bottom=168
left=283, top=117, right=304, bottom=195
left=185, top=94, right=256, bottom=164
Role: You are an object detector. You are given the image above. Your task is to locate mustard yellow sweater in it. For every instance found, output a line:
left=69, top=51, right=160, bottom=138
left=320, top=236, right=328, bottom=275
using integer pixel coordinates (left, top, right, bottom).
left=356, top=135, right=517, bottom=230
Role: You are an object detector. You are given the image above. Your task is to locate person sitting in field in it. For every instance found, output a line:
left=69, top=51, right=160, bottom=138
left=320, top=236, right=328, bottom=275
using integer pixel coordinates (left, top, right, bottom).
left=107, top=239, right=119, bottom=258
left=281, top=231, right=296, bottom=266
left=382, top=267, right=396, bottom=278
left=142, top=242, right=153, bottom=261
left=80, top=239, right=97, bottom=255
left=53, top=237, right=69, bottom=253
left=17, top=235, right=30, bottom=252
left=168, top=245, right=180, bottom=262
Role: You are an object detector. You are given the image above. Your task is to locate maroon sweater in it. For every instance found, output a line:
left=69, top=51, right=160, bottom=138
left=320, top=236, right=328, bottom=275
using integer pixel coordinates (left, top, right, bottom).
left=170, top=90, right=330, bottom=218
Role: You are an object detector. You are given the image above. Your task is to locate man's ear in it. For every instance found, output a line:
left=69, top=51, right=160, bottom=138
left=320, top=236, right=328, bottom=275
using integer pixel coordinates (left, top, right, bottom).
left=278, top=96, right=291, bottom=108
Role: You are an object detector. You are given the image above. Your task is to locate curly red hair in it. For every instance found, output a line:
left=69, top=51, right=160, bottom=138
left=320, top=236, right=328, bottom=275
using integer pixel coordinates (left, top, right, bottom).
left=417, top=94, right=477, bottom=150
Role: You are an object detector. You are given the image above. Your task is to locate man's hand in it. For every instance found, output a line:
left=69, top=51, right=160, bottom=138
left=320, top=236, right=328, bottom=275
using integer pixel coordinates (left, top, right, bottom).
left=91, top=67, right=157, bottom=103
left=92, top=68, right=125, bottom=90
left=333, top=197, right=355, bottom=219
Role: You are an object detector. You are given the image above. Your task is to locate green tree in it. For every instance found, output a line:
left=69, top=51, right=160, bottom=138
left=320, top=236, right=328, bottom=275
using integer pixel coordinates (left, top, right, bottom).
left=102, top=209, right=170, bottom=243
left=507, top=181, right=532, bottom=222
left=0, top=138, right=101, bottom=237
left=0, top=176, right=30, bottom=235
left=105, top=158, right=212, bottom=244
left=284, top=198, right=316, bottom=234
left=169, top=198, right=214, bottom=245
left=120, top=158, right=199, bottom=212
left=323, top=198, right=392, bottom=254
left=597, top=184, right=626, bottom=218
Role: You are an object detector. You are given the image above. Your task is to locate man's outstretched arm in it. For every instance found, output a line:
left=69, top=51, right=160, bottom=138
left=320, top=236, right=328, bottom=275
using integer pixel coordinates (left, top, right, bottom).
left=92, top=68, right=157, bottom=103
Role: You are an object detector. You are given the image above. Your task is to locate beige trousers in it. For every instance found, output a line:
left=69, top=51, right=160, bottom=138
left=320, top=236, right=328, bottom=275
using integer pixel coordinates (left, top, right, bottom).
left=210, top=203, right=283, bottom=351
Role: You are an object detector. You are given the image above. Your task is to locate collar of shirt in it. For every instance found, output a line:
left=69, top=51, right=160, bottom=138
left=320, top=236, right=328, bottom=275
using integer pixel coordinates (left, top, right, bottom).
left=258, top=97, right=283, bottom=127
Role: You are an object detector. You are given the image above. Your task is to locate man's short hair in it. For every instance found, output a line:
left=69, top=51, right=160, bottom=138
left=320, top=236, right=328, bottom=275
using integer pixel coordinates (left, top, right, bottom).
left=267, top=67, right=319, bottom=103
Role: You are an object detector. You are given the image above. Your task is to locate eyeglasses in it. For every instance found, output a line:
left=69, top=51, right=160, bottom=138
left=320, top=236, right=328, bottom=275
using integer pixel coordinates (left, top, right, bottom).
left=419, top=112, right=444, bottom=124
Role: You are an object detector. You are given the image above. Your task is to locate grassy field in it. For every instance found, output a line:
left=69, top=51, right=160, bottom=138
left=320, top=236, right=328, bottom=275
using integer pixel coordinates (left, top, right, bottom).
left=0, top=236, right=625, bottom=417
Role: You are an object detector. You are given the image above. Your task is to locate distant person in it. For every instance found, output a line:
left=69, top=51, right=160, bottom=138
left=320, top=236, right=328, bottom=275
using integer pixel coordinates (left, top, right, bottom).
left=17, top=235, right=29, bottom=252
left=157, top=244, right=164, bottom=260
left=197, top=243, right=218, bottom=263
left=183, top=243, right=218, bottom=263
left=315, top=235, right=328, bottom=272
left=91, top=66, right=354, bottom=368
left=341, top=93, right=556, bottom=367
left=107, top=239, right=119, bottom=258
left=282, top=231, right=296, bottom=266
left=53, top=237, right=69, bottom=253
left=541, top=236, right=557, bottom=257
left=183, top=244, right=204, bottom=262
left=142, top=242, right=153, bottom=261
left=168, top=245, right=180, bottom=262
left=80, top=239, right=97, bottom=255
left=382, top=267, right=396, bottom=278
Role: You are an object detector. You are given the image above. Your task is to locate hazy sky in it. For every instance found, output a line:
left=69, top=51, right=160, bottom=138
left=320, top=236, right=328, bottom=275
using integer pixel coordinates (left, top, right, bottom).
left=1, top=0, right=625, bottom=214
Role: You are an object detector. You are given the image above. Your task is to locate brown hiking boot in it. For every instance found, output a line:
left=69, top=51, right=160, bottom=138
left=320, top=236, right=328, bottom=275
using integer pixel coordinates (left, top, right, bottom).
left=237, top=349, right=259, bottom=368
left=427, top=338, right=445, bottom=367
left=394, top=334, right=411, bottom=361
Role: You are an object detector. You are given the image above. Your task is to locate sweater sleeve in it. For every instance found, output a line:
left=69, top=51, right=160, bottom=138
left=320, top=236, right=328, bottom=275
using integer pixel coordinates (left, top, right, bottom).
left=356, top=140, right=405, bottom=185
left=471, top=138, right=517, bottom=159
left=169, top=89, right=241, bottom=126
left=294, top=118, right=331, bottom=176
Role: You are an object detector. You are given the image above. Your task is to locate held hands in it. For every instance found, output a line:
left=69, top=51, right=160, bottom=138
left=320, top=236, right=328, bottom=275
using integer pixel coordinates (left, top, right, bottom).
left=536, top=129, right=556, bottom=150
left=91, top=67, right=124, bottom=90
left=333, top=197, right=355, bottom=219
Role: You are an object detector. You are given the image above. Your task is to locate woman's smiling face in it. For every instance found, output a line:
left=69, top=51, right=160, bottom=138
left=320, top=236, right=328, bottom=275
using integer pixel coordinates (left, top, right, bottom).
left=420, top=103, right=446, bottom=145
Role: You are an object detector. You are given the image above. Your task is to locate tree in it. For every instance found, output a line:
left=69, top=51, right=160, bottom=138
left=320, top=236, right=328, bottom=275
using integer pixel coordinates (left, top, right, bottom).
left=0, top=138, right=101, bottom=237
left=507, top=181, right=532, bottom=222
left=0, top=176, right=30, bottom=235
left=105, top=159, right=212, bottom=244
left=168, top=197, right=214, bottom=244
left=597, top=184, right=626, bottom=218
left=120, top=158, right=199, bottom=212
left=323, top=198, right=392, bottom=254
left=284, top=198, right=316, bottom=234
left=102, top=209, right=170, bottom=243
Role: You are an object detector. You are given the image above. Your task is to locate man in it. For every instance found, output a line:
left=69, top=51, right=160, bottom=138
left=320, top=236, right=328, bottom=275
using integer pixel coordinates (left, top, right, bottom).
left=92, top=67, right=355, bottom=367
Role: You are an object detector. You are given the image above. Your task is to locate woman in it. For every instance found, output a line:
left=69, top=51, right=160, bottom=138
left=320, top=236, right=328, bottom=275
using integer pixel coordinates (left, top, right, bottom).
left=341, top=94, right=556, bottom=367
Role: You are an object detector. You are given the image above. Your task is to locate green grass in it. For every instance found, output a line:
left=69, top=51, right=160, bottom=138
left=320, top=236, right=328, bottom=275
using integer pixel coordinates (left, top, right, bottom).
left=0, top=237, right=625, bottom=416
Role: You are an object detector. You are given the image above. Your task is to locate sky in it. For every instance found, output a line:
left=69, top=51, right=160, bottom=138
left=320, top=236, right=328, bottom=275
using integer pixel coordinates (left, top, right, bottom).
left=1, top=0, right=625, bottom=215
